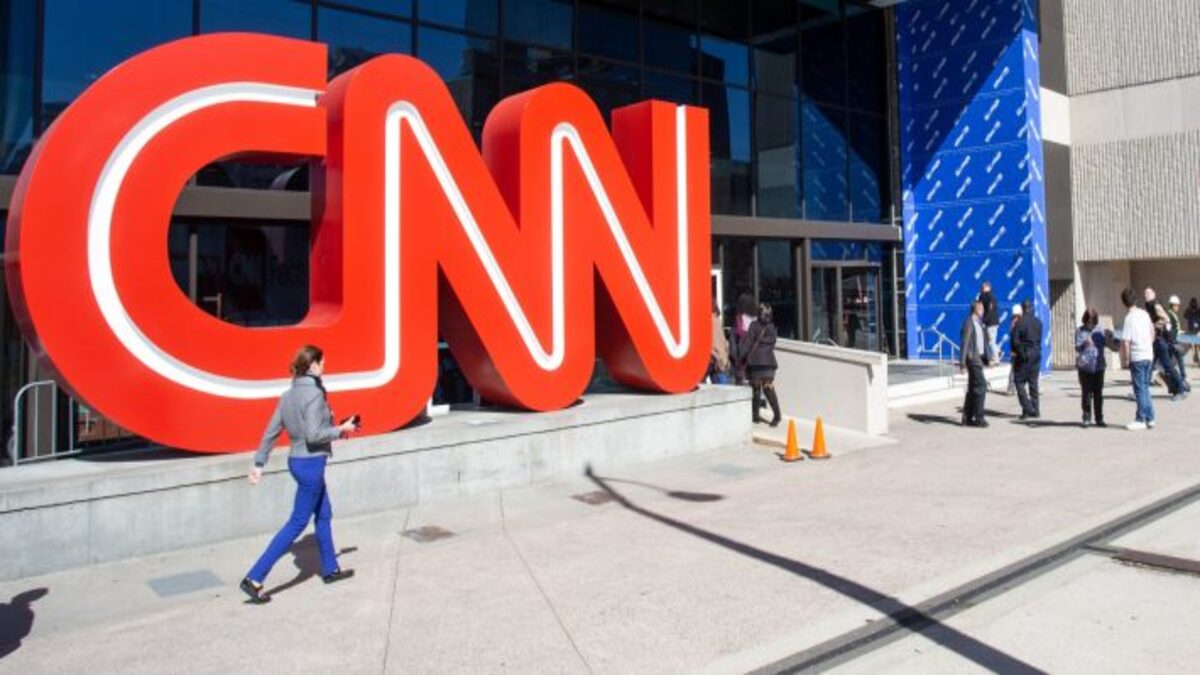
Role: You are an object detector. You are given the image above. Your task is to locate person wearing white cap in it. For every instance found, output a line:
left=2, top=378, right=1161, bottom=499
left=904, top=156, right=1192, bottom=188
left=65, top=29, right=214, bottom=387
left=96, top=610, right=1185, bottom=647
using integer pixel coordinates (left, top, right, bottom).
left=1005, top=304, right=1023, bottom=395
left=1166, top=295, right=1190, bottom=392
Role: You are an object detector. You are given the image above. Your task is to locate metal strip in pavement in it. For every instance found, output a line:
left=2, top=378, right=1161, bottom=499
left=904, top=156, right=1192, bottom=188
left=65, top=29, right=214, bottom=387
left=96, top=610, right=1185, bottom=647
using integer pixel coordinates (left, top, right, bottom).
left=752, top=481, right=1200, bottom=674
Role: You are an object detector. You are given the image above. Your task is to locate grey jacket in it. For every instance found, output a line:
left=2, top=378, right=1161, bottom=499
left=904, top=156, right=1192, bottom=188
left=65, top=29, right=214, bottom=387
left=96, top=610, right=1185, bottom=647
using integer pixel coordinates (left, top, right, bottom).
left=253, top=376, right=342, bottom=467
left=961, top=315, right=986, bottom=367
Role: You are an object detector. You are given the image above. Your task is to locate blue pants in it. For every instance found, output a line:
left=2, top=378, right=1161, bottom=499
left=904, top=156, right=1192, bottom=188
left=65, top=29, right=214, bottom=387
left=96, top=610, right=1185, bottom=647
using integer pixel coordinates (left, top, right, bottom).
left=1131, top=360, right=1155, bottom=423
left=248, top=455, right=337, bottom=583
left=1153, top=339, right=1184, bottom=394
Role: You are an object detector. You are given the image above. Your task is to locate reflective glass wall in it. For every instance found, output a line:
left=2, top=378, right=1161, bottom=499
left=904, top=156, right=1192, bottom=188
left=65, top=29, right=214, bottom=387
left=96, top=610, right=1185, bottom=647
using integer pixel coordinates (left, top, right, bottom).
left=3, top=0, right=892, bottom=221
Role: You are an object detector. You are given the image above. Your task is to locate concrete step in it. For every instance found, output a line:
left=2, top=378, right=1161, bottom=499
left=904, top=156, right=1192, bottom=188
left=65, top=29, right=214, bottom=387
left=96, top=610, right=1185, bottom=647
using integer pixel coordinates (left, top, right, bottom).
left=888, top=364, right=1012, bottom=409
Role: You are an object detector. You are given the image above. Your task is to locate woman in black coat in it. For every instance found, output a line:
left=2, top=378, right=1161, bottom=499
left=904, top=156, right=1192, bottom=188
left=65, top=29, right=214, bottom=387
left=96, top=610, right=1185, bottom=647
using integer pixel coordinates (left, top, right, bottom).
left=741, top=304, right=781, bottom=426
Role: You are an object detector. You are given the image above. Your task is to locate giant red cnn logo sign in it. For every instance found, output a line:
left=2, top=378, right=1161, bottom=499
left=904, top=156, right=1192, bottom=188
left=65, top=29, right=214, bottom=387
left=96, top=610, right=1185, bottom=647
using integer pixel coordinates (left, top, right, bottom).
left=5, top=34, right=712, bottom=452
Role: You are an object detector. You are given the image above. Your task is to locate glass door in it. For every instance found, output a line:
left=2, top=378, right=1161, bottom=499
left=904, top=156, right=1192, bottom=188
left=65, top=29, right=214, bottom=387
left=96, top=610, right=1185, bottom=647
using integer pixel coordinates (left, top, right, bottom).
left=840, top=267, right=880, bottom=351
left=811, top=267, right=839, bottom=345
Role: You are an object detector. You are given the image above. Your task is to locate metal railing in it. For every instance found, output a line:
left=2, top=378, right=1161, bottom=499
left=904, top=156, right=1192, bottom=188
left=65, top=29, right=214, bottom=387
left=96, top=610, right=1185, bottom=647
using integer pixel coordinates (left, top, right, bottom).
left=9, top=380, right=80, bottom=466
left=914, top=327, right=961, bottom=379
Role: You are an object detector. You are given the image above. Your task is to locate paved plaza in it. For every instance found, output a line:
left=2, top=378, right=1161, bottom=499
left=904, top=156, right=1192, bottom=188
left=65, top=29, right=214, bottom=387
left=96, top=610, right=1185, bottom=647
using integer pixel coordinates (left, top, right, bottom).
left=2, top=373, right=1200, bottom=673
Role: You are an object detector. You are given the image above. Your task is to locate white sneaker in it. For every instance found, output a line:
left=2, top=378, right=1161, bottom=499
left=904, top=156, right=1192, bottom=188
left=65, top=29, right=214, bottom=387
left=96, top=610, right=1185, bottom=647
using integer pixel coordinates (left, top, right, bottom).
left=1126, top=421, right=1147, bottom=431
left=1148, top=420, right=1157, bottom=429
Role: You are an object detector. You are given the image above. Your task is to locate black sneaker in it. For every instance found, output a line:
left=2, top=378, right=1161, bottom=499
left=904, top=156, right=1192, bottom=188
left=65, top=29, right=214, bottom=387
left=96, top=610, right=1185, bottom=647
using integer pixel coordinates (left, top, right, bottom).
left=1095, top=420, right=1107, bottom=428
left=323, top=568, right=355, bottom=584
left=240, top=578, right=270, bottom=604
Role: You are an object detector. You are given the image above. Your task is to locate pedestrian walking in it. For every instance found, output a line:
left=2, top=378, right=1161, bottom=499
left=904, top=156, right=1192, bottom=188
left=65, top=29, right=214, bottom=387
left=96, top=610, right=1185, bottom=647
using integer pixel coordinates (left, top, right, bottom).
left=1075, top=308, right=1107, bottom=427
left=742, top=304, right=781, bottom=426
left=960, top=300, right=989, bottom=427
left=1121, top=288, right=1156, bottom=431
left=1144, top=288, right=1185, bottom=399
left=1011, top=300, right=1043, bottom=420
left=708, top=306, right=730, bottom=384
left=978, top=281, right=1001, bottom=365
left=1186, top=297, right=1200, bottom=366
left=1165, top=295, right=1190, bottom=394
left=240, top=345, right=359, bottom=604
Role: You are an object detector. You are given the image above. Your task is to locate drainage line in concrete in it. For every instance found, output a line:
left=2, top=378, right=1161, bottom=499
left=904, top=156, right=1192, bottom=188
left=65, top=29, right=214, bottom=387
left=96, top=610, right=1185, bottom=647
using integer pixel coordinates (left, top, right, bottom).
left=755, top=481, right=1200, bottom=674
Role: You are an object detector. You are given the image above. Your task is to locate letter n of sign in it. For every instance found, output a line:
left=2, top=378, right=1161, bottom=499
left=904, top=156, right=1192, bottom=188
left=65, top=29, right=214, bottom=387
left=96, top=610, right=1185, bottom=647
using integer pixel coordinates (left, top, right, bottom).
left=5, top=34, right=712, bottom=452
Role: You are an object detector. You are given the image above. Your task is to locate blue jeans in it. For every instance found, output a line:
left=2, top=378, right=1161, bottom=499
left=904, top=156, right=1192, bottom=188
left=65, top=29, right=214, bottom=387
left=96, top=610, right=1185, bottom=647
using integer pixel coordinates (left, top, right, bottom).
left=248, top=455, right=337, bottom=583
left=1131, top=360, right=1155, bottom=423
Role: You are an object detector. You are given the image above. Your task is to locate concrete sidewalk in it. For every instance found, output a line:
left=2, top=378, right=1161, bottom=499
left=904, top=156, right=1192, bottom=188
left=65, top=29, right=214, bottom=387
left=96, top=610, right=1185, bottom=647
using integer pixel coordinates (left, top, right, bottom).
left=2, top=374, right=1199, bottom=673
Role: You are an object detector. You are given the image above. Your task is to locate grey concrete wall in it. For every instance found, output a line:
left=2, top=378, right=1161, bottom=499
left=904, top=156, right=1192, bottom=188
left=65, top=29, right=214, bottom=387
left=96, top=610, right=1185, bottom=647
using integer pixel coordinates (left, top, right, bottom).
left=1063, top=0, right=1200, bottom=96
left=771, top=339, right=888, bottom=436
left=1048, top=279, right=1077, bottom=369
left=1043, top=141, right=1074, bottom=280
left=1071, top=130, right=1200, bottom=262
left=0, top=387, right=750, bottom=581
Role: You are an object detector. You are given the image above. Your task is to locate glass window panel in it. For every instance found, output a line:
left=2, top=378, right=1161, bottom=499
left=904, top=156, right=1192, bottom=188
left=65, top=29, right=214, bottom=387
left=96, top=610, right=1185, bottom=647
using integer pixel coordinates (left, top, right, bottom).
left=699, top=35, right=749, bottom=87
left=645, top=0, right=695, bottom=25
left=700, top=0, right=747, bottom=40
left=0, top=0, right=37, bottom=173
left=575, top=58, right=641, bottom=124
left=417, top=27, right=499, bottom=138
left=720, top=237, right=754, bottom=326
left=501, top=43, right=573, bottom=96
left=42, top=0, right=192, bottom=129
left=419, top=0, right=497, bottom=34
left=643, top=70, right=696, bottom=106
left=753, top=32, right=797, bottom=97
left=799, top=0, right=840, bottom=22
left=643, top=16, right=697, bottom=75
left=325, top=1, right=411, bottom=17
left=757, top=240, right=797, bottom=340
left=755, top=94, right=799, bottom=218
left=800, top=6, right=845, bottom=107
left=319, top=8, right=412, bottom=77
left=704, top=83, right=751, bottom=216
left=200, top=0, right=312, bottom=39
left=578, top=2, right=638, bottom=62
left=168, top=219, right=311, bottom=327
left=848, top=112, right=888, bottom=224
left=801, top=101, right=848, bottom=221
left=753, top=0, right=796, bottom=38
left=503, top=0, right=573, bottom=51
left=845, top=7, right=886, bottom=114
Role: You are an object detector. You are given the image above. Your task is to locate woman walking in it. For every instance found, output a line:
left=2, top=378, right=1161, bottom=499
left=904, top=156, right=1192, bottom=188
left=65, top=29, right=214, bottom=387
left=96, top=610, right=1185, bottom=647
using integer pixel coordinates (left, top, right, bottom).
left=240, top=345, right=359, bottom=604
left=1075, top=308, right=1107, bottom=427
left=742, top=304, right=782, bottom=426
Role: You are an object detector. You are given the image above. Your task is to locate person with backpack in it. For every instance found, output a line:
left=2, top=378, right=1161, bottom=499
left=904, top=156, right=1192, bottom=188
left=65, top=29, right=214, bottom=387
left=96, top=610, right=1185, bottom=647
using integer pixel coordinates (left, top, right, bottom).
left=1166, top=295, right=1190, bottom=393
left=1075, top=308, right=1108, bottom=428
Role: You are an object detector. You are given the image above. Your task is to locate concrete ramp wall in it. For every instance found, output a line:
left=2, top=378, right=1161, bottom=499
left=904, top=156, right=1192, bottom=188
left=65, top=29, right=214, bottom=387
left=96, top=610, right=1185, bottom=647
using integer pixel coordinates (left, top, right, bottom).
left=772, top=339, right=889, bottom=436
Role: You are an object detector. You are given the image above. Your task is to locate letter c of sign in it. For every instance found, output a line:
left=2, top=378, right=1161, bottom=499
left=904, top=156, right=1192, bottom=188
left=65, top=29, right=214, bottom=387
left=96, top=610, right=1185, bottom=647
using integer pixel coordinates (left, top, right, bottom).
left=5, top=34, right=712, bottom=452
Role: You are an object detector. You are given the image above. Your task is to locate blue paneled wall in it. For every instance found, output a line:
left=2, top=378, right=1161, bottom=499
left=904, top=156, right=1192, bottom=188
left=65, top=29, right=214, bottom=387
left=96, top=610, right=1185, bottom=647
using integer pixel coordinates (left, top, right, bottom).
left=897, top=0, right=1051, bottom=369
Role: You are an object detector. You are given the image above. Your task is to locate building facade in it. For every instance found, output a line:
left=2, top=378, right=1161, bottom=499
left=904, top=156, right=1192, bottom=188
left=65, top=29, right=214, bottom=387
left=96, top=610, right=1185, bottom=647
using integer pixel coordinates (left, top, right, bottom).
left=0, top=0, right=902, bottom=459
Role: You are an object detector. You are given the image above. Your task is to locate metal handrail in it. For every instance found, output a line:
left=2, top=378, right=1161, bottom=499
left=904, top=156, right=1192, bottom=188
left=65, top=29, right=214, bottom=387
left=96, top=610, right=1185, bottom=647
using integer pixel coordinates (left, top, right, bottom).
left=915, top=327, right=962, bottom=379
left=10, top=380, right=79, bottom=466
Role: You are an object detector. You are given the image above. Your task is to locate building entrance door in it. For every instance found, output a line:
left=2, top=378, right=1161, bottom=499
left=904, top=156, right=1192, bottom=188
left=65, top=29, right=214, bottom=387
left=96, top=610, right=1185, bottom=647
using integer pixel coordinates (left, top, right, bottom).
left=810, top=265, right=882, bottom=350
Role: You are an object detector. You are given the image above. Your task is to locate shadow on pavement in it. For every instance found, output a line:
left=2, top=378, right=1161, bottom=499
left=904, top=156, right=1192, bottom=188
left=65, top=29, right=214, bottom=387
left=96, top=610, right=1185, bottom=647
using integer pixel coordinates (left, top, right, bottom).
left=0, top=588, right=48, bottom=659
left=593, top=476, right=724, bottom=503
left=585, top=468, right=1045, bottom=674
left=264, top=535, right=357, bottom=597
left=905, top=413, right=963, bottom=427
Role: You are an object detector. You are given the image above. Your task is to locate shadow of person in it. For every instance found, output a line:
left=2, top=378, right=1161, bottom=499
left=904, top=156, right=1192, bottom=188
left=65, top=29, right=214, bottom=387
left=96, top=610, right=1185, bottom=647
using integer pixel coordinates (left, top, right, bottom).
left=0, top=588, right=49, bottom=659
left=265, top=535, right=357, bottom=597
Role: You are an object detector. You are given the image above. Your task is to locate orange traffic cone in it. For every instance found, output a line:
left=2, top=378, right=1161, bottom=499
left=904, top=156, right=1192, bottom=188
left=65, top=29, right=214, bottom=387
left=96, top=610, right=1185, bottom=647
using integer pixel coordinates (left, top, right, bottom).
left=809, top=416, right=831, bottom=460
left=781, top=419, right=802, bottom=462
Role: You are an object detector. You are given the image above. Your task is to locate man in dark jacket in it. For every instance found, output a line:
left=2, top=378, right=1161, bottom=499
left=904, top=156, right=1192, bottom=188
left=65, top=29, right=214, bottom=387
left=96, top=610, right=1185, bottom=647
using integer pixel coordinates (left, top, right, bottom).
left=1011, top=299, right=1043, bottom=419
left=960, top=301, right=989, bottom=427
left=978, top=281, right=1000, bottom=365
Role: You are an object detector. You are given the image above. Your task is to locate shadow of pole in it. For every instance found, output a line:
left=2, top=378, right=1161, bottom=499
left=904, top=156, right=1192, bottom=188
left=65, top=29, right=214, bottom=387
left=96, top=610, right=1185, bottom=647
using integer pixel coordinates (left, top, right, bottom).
left=0, top=588, right=49, bottom=659
left=584, top=468, right=1044, bottom=674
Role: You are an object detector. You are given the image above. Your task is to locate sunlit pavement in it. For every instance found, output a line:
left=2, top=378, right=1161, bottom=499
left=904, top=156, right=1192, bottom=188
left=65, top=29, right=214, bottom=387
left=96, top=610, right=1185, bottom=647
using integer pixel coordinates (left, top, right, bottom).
left=2, top=373, right=1199, bottom=673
